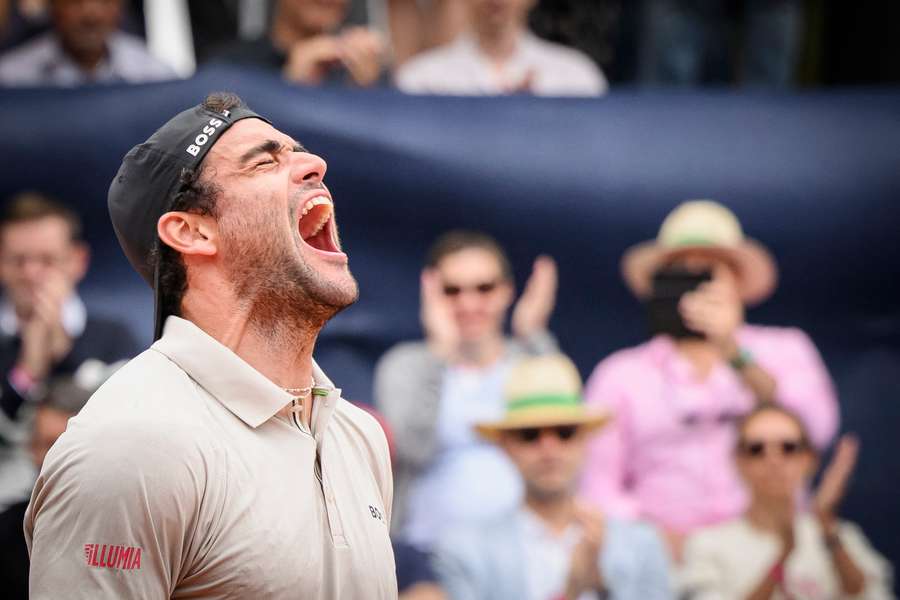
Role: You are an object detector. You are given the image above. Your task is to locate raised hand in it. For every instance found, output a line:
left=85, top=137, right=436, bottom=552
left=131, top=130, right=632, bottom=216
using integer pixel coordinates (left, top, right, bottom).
left=679, top=279, right=744, bottom=354
left=814, top=435, right=860, bottom=528
left=511, top=255, right=557, bottom=339
left=283, top=35, right=343, bottom=84
left=337, top=27, right=385, bottom=87
left=564, top=503, right=605, bottom=599
left=420, top=269, right=460, bottom=361
left=19, top=272, right=73, bottom=379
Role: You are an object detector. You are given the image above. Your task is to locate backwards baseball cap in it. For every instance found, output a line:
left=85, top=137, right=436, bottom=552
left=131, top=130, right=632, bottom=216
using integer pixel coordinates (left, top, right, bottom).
left=108, top=94, right=269, bottom=341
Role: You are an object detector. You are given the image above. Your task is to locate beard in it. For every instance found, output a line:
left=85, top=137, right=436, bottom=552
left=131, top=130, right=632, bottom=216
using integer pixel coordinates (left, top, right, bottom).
left=218, top=190, right=358, bottom=343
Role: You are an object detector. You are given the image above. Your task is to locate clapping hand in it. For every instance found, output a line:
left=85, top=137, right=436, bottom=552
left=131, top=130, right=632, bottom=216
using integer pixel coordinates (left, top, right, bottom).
left=679, top=279, right=744, bottom=354
left=420, top=269, right=461, bottom=361
left=814, top=435, right=860, bottom=531
left=283, top=28, right=385, bottom=87
left=511, top=255, right=557, bottom=339
left=563, top=503, right=605, bottom=600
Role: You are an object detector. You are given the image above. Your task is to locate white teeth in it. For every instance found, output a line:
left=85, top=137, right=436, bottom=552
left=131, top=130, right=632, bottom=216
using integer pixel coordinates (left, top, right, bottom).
left=301, top=196, right=332, bottom=217
left=299, top=196, right=333, bottom=240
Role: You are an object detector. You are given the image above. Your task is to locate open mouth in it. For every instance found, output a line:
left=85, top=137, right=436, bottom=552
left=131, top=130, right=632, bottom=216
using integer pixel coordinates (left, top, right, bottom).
left=297, top=194, right=342, bottom=254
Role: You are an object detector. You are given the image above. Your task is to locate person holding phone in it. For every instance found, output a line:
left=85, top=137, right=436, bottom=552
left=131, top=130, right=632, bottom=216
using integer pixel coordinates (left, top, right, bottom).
left=580, top=200, right=838, bottom=561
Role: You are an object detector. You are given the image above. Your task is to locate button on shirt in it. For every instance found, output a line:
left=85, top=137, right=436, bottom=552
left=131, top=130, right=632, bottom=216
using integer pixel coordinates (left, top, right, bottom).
left=25, top=316, right=397, bottom=599
left=580, top=325, right=838, bottom=533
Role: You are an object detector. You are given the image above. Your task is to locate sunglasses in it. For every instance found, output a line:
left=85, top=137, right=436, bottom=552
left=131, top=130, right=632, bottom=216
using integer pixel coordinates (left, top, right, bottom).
left=442, top=280, right=500, bottom=297
left=509, top=425, right=580, bottom=444
left=738, top=439, right=808, bottom=459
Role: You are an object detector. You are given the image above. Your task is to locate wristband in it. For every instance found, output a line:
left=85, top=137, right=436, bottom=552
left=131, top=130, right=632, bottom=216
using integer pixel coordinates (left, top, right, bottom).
left=729, top=348, right=754, bottom=371
left=768, top=561, right=785, bottom=583
left=9, top=365, right=37, bottom=394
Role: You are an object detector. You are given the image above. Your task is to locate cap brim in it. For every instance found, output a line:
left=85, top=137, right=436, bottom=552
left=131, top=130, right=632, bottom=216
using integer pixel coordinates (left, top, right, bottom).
left=621, top=239, right=778, bottom=306
left=475, top=408, right=611, bottom=442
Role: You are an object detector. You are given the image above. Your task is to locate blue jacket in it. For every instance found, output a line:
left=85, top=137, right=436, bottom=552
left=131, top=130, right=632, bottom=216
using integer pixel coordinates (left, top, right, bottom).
left=433, top=510, right=672, bottom=600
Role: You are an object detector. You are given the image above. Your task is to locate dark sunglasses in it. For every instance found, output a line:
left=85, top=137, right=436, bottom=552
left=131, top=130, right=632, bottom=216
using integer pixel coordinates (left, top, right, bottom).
left=442, top=280, right=499, bottom=297
left=738, top=439, right=808, bottom=459
left=510, top=425, right=580, bottom=444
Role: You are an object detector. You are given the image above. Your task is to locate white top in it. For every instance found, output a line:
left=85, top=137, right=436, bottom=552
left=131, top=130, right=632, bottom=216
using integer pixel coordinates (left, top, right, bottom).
left=25, top=316, right=397, bottom=599
left=402, top=358, right=523, bottom=548
left=0, top=31, right=175, bottom=86
left=396, top=31, right=607, bottom=97
left=681, top=514, right=894, bottom=600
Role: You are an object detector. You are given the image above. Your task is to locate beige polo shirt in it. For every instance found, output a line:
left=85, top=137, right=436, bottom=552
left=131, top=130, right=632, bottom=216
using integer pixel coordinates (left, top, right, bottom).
left=25, top=316, right=397, bottom=599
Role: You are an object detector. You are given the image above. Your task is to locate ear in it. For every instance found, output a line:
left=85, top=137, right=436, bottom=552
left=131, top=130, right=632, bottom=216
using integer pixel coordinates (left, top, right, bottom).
left=157, top=212, right=218, bottom=257
left=70, top=241, right=90, bottom=284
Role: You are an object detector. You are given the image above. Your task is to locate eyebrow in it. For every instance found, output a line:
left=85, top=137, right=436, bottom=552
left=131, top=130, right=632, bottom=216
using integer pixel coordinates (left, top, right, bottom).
left=239, top=139, right=307, bottom=165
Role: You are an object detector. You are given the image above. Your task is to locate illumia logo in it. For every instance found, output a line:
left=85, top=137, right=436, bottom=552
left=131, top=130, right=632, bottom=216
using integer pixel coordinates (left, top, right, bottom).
left=186, top=117, right=225, bottom=156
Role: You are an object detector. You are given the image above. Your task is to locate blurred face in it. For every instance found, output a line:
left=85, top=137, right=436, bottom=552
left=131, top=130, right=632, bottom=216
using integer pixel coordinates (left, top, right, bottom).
left=280, top=0, right=348, bottom=35
left=200, top=118, right=357, bottom=329
left=52, top=0, right=121, bottom=59
left=0, top=216, right=87, bottom=318
left=30, top=406, right=72, bottom=469
left=435, top=247, right=513, bottom=343
left=500, top=424, right=587, bottom=502
left=466, top=0, right=535, bottom=34
left=736, top=410, right=815, bottom=503
left=666, top=250, right=740, bottom=297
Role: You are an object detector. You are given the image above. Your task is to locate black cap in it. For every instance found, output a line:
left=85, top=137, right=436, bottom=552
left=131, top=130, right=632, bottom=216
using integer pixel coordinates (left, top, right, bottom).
left=108, top=98, right=269, bottom=341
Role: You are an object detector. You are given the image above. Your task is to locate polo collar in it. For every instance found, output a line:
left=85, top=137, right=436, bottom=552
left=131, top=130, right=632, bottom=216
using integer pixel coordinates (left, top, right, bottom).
left=152, top=316, right=338, bottom=430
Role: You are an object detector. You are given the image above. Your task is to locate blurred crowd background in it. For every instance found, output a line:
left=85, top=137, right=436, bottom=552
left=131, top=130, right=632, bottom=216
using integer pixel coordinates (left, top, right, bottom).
left=0, top=0, right=898, bottom=598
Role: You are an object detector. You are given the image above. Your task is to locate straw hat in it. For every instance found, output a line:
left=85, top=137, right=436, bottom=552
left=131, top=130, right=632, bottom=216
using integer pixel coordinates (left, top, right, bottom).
left=621, top=200, right=778, bottom=305
left=474, top=354, right=610, bottom=442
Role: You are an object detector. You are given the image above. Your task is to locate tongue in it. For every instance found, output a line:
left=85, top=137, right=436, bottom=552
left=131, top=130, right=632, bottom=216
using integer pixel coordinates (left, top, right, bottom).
left=304, top=220, right=335, bottom=252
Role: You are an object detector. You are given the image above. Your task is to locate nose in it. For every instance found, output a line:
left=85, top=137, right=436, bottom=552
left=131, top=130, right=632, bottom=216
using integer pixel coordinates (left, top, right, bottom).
left=290, top=151, right=328, bottom=185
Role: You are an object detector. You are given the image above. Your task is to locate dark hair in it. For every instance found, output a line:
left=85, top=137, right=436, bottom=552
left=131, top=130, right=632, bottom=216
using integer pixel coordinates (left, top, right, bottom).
left=425, top=230, right=513, bottom=280
left=735, top=402, right=816, bottom=455
left=0, top=191, right=83, bottom=243
left=152, top=91, right=243, bottom=319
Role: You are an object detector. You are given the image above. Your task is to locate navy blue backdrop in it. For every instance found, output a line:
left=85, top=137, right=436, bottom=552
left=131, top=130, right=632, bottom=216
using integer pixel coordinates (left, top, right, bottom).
left=1, top=67, right=898, bottom=578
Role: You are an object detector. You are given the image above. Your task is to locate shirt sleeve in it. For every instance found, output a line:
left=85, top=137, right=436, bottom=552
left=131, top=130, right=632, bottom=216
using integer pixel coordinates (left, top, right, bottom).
left=756, top=328, right=839, bottom=449
left=25, top=419, right=208, bottom=599
left=603, top=522, right=674, bottom=600
left=579, top=357, right=640, bottom=519
left=432, top=529, right=488, bottom=600
left=680, top=531, right=728, bottom=600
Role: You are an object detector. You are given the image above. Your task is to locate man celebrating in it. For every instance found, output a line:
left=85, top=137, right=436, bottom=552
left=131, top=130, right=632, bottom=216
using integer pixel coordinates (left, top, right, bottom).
left=25, top=93, right=396, bottom=598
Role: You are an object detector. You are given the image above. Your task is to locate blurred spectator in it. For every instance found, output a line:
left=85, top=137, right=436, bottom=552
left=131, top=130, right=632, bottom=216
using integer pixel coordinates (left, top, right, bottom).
left=395, top=540, right=447, bottom=600
left=581, top=200, right=838, bottom=559
left=387, top=0, right=466, bottom=66
left=395, top=0, right=607, bottom=96
left=209, top=0, right=387, bottom=87
left=0, top=192, right=138, bottom=507
left=0, top=0, right=173, bottom=86
left=0, top=364, right=117, bottom=599
left=681, top=404, right=893, bottom=598
left=434, top=354, right=672, bottom=600
left=374, top=230, right=558, bottom=549
left=638, top=0, right=802, bottom=87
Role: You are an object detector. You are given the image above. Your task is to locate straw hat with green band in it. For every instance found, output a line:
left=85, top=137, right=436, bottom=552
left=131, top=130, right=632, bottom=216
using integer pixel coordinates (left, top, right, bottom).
left=474, top=355, right=611, bottom=442
left=621, top=200, right=778, bottom=306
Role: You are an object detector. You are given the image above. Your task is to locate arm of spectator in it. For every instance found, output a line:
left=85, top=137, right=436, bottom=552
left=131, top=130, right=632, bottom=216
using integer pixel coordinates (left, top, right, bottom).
left=373, top=342, right=444, bottom=473
left=431, top=530, right=487, bottom=600
left=614, top=522, right=674, bottom=600
left=578, top=359, right=639, bottom=519
left=25, top=422, right=207, bottom=599
left=758, top=328, right=839, bottom=449
left=830, top=522, right=895, bottom=600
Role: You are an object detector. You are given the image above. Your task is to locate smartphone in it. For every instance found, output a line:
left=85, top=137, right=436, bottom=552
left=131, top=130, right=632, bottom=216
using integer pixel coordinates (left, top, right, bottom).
left=645, top=267, right=712, bottom=339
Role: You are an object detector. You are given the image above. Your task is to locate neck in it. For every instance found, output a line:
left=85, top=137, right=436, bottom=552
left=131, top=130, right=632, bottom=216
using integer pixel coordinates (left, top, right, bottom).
left=457, top=334, right=505, bottom=368
left=746, top=496, right=795, bottom=532
left=60, top=39, right=107, bottom=74
left=181, top=284, right=321, bottom=391
left=524, top=492, right=576, bottom=534
left=471, top=23, right=524, bottom=65
left=675, top=337, right=720, bottom=378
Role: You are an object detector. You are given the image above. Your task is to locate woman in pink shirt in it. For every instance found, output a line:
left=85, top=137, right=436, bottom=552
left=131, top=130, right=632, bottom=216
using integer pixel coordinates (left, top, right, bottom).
left=580, top=200, right=838, bottom=560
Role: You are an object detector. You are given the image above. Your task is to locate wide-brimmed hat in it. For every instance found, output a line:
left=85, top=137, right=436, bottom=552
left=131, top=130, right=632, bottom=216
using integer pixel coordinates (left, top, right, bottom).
left=621, top=200, right=778, bottom=305
left=474, top=354, right=610, bottom=442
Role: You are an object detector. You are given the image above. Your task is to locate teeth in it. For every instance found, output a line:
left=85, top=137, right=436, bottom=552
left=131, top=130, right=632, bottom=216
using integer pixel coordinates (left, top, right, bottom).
left=301, top=196, right=332, bottom=216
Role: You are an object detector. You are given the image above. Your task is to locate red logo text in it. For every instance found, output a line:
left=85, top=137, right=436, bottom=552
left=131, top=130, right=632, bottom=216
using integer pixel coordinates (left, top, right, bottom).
left=83, top=544, right=142, bottom=570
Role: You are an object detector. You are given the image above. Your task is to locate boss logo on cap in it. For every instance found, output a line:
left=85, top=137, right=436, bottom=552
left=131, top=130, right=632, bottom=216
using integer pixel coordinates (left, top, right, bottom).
left=186, top=117, right=226, bottom=157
